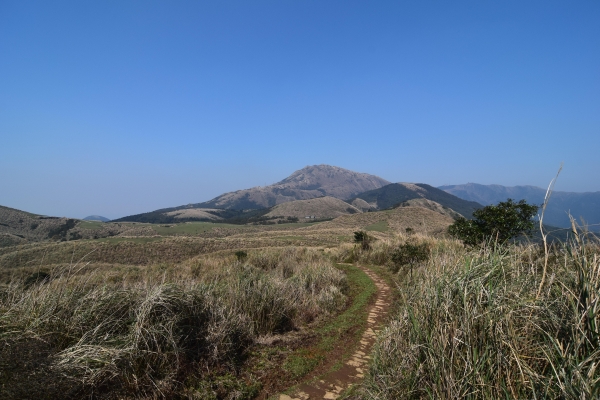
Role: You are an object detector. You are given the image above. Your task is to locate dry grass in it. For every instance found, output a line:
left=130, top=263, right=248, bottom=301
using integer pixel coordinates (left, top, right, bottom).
left=0, top=247, right=347, bottom=399
left=265, top=196, right=361, bottom=219
left=357, top=232, right=600, bottom=399
left=0, top=236, right=342, bottom=270
left=308, top=206, right=453, bottom=236
left=164, top=209, right=224, bottom=221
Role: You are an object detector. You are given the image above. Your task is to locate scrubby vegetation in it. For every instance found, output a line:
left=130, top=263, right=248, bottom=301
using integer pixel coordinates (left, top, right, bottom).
left=337, top=228, right=600, bottom=399
left=0, top=247, right=347, bottom=399
left=4, top=196, right=599, bottom=399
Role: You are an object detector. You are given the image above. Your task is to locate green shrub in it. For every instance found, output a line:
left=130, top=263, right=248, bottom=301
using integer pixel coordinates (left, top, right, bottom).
left=448, top=199, right=538, bottom=246
left=390, top=242, right=430, bottom=275
left=354, top=230, right=371, bottom=251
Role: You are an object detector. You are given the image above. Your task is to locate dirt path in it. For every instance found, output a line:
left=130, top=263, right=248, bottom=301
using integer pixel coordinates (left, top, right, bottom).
left=279, top=265, right=392, bottom=400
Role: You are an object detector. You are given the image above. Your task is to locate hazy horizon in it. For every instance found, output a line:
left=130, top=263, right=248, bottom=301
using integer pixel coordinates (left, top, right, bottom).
left=2, top=1, right=598, bottom=219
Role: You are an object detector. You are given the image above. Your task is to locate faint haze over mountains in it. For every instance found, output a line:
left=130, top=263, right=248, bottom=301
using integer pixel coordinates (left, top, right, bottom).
left=1, top=1, right=598, bottom=219
left=440, top=183, right=600, bottom=229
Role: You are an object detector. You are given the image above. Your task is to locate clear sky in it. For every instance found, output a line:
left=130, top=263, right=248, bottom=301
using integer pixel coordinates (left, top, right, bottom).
left=1, top=1, right=599, bottom=219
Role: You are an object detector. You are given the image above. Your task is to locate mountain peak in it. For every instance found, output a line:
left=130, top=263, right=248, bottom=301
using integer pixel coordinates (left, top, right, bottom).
left=202, top=165, right=390, bottom=210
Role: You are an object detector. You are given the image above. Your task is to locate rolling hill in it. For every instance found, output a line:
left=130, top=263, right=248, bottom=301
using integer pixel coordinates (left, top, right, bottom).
left=439, top=183, right=600, bottom=229
left=265, top=196, right=361, bottom=220
left=0, top=205, right=79, bottom=246
left=395, top=198, right=464, bottom=220
left=349, top=183, right=482, bottom=218
left=308, top=206, right=456, bottom=236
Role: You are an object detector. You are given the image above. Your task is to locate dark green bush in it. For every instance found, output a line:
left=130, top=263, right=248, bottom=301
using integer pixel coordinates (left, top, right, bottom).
left=354, top=231, right=371, bottom=251
left=390, top=243, right=430, bottom=275
left=449, top=199, right=538, bottom=246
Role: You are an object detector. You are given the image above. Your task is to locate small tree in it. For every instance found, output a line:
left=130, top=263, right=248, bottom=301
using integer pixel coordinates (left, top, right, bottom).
left=449, top=199, right=538, bottom=246
left=354, top=230, right=371, bottom=250
left=391, top=242, right=430, bottom=276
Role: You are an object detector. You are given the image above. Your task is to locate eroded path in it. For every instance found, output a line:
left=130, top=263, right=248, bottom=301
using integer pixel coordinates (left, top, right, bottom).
left=279, top=265, right=392, bottom=400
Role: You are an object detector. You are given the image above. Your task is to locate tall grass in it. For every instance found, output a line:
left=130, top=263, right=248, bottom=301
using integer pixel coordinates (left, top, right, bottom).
left=360, top=233, right=600, bottom=399
left=0, top=247, right=346, bottom=399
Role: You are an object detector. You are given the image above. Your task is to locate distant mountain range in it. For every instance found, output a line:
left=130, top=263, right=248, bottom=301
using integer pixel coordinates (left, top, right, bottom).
left=115, top=165, right=483, bottom=224
left=5, top=165, right=598, bottom=236
left=440, top=183, right=600, bottom=229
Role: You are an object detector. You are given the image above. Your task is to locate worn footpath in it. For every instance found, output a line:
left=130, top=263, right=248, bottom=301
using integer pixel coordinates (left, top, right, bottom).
left=279, top=265, right=391, bottom=400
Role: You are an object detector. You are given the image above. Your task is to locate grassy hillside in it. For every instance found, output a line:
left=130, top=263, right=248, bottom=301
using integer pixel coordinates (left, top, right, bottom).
left=0, top=205, right=78, bottom=244
left=350, top=183, right=482, bottom=218
left=112, top=207, right=254, bottom=224
left=395, top=198, right=464, bottom=219
left=265, top=196, right=361, bottom=219
left=2, top=200, right=599, bottom=398
left=310, top=206, right=454, bottom=236
left=336, top=231, right=600, bottom=399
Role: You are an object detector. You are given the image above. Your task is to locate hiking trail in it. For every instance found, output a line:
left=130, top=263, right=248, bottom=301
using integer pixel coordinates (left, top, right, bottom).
left=279, top=265, right=392, bottom=400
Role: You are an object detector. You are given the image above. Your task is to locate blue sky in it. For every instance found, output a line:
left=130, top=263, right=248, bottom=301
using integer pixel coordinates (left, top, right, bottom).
left=1, top=1, right=598, bottom=219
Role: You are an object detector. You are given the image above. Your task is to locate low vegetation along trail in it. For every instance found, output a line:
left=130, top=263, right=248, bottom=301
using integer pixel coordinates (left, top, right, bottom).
left=279, top=264, right=392, bottom=400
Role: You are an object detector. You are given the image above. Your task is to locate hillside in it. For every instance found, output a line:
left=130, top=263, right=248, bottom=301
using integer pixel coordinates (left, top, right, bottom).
left=200, top=164, right=390, bottom=210
left=440, top=183, right=600, bottom=229
left=395, top=198, right=464, bottom=220
left=0, top=205, right=79, bottom=246
left=115, top=165, right=389, bottom=223
left=265, top=196, right=361, bottom=220
left=307, top=206, right=455, bottom=236
left=350, top=183, right=482, bottom=218
left=0, top=205, right=159, bottom=247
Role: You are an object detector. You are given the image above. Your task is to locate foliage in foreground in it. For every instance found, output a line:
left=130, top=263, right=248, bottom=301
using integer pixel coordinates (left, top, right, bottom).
left=361, top=232, right=600, bottom=399
left=448, top=198, right=538, bottom=246
left=0, top=247, right=347, bottom=399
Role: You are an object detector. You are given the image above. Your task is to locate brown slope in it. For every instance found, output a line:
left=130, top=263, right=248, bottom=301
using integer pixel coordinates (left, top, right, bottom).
left=164, top=208, right=224, bottom=221
left=0, top=205, right=77, bottom=245
left=264, top=196, right=362, bottom=219
left=201, top=165, right=390, bottom=210
left=301, top=206, right=454, bottom=236
left=395, top=198, right=463, bottom=220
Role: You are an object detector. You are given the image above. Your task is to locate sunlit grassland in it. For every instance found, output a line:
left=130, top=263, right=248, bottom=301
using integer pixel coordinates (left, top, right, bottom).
left=5, top=207, right=594, bottom=398
left=76, top=220, right=105, bottom=230
left=0, top=247, right=349, bottom=399
left=151, top=221, right=249, bottom=235
left=336, top=232, right=600, bottom=399
left=152, top=221, right=319, bottom=236
left=364, top=221, right=389, bottom=232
